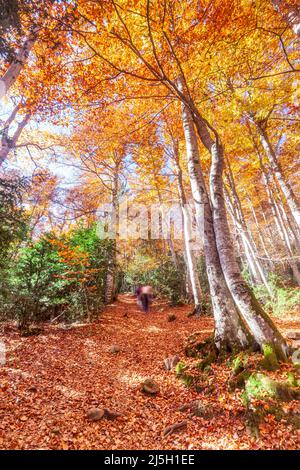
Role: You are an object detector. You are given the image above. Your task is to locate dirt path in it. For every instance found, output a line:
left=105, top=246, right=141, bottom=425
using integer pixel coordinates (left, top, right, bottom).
left=0, top=295, right=299, bottom=450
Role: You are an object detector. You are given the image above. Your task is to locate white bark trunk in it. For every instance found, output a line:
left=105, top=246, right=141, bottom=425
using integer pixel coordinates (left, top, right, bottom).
left=0, top=111, right=30, bottom=165
left=225, top=188, right=271, bottom=291
left=255, top=121, right=300, bottom=229
left=105, top=166, right=119, bottom=303
left=248, top=197, right=272, bottom=263
left=1, top=32, right=37, bottom=97
left=258, top=152, right=300, bottom=285
left=224, top=171, right=271, bottom=293
left=178, top=77, right=252, bottom=351
left=173, top=153, right=203, bottom=311
left=209, top=142, right=288, bottom=359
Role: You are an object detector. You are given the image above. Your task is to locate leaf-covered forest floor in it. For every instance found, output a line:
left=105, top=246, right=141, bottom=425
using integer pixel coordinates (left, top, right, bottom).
left=0, top=295, right=299, bottom=450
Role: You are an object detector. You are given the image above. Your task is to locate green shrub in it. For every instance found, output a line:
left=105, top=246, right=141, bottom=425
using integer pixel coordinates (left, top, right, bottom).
left=252, top=273, right=300, bottom=317
left=0, top=225, right=114, bottom=325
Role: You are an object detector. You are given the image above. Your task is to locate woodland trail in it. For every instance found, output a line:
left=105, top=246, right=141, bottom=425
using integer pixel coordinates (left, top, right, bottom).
left=0, top=295, right=299, bottom=450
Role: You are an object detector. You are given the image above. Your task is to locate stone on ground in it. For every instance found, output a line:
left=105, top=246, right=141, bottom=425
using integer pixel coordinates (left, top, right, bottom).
left=86, top=408, right=105, bottom=421
left=164, top=355, right=180, bottom=371
left=141, top=378, right=160, bottom=395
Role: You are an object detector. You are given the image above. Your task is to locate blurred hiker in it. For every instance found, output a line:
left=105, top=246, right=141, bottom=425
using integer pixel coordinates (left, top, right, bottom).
left=139, top=285, right=153, bottom=313
left=135, top=285, right=142, bottom=297
left=135, top=285, right=142, bottom=309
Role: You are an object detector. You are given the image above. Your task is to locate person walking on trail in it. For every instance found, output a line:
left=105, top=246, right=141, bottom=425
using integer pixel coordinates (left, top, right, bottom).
left=135, top=285, right=142, bottom=309
left=139, top=285, right=153, bottom=313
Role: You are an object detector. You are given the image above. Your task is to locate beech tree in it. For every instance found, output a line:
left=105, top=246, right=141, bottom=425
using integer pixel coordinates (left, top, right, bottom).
left=68, top=0, right=289, bottom=357
left=3, top=0, right=299, bottom=359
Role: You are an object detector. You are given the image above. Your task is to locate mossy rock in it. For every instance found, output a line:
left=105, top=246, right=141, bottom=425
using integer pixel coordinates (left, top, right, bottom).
left=286, top=372, right=298, bottom=387
left=231, top=353, right=249, bottom=375
left=259, top=343, right=279, bottom=371
left=245, top=400, right=300, bottom=436
left=245, top=407, right=264, bottom=438
left=180, top=374, right=194, bottom=388
left=245, top=373, right=299, bottom=402
left=231, top=356, right=244, bottom=376
left=185, top=346, right=197, bottom=358
left=196, top=350, right=217, bottom=372
left=141, top=379, right=160, bottom=395
left=175, top=361, right=187, bottom=376
left=228, top=369, right=251, bottom=392
left=175, top=361, right=199, bottom=389
left=184, top=335, right=214, bottom=359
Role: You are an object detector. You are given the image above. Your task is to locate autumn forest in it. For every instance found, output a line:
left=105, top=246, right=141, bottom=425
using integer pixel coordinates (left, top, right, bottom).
left=0, top=0, right=300, bottom=452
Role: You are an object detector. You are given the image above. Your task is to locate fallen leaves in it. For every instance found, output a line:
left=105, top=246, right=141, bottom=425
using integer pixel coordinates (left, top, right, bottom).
left=0, top=294, right=299, bottom=450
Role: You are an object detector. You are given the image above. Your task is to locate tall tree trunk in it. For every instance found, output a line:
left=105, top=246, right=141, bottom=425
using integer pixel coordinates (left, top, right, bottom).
left=1, top=31, right=38, bottom=97
left=257, top=148, right=300, bottom=285
left=209, top=141, right=288, bottom=359
left=273, top=198, right=300, bottom=286
left=172, top=146, right=203, bottom=313
left=247, top=196, right=272, bottom=264
left=276, top=197, right=300, bottom=253
left=0, top=108, right=30, bottom=165
left=254, top=119, right=300, bottom=230
left=178, top=78, right=253, bottom=351
left=224, top=167, right=272, bottom=294
left=224, top=186, right=269, bottom=290
left=105, top=165, right=119, bottom=303
left=175, top=75, right=288, bottom=358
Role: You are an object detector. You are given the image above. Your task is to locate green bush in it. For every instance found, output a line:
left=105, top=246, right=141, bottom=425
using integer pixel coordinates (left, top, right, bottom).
left=0, top=177, right=28, bottom=260
left=252, top=273, right=300, bottom=317
left=0, top=225, right=114, bottom=325
left=0, top=176, right=28, bottom=301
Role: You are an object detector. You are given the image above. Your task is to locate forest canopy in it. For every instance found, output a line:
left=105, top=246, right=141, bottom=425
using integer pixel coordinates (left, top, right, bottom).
left=1, top=0, right=300, bottom=453
left=0, top=0, right=300, bottom=358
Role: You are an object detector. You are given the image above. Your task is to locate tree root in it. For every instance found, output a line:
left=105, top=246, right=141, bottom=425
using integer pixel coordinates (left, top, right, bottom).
left=163, top=420, right=187, bottom=437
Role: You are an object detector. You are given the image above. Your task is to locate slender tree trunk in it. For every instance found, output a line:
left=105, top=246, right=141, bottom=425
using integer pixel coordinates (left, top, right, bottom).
left=173, top=148, right=203, bottom=313
left=184, top=250, right=194, bottom=303
left=209, top=141, right=288, bottom=359
left=273, top=198, right=300, bottom=286
left=257, top=150, right=300, bottom=285
left=1, top=32, right=38, bottom=97
left=105, top=165, right=119, bottom=303
left=274, top=180, right=300, bottom=251
left=158, top=198, right=180, bottom=272
left=224, top=168, right=272, bottom=294
left=254, top=120, right=300, bottom=229
left=247, top=196, right=272, bottom=263
left=178, top=78, right=253, bottom=351
left=260, top=201, right=273, bottom=240
left=176, top=82, right=288, bottom=357
left=224, top=187, right=267, bottom=288
left=0, top=109, right=31, bottom=165
left=168, top=235, right=180, bottom=272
